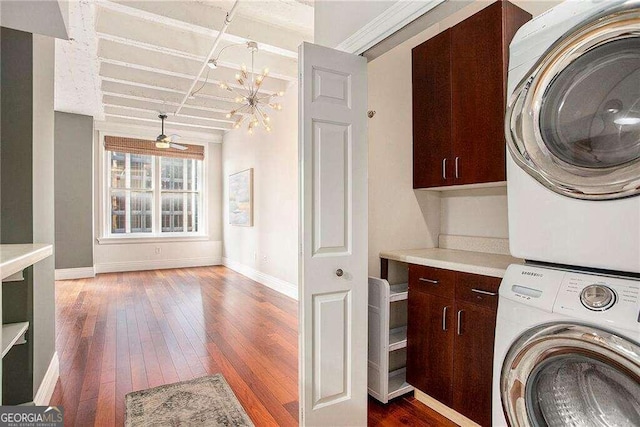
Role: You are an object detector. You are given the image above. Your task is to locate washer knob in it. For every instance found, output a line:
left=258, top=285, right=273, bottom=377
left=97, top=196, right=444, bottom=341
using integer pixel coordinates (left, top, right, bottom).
left=580, top=284, right=615, bottom=311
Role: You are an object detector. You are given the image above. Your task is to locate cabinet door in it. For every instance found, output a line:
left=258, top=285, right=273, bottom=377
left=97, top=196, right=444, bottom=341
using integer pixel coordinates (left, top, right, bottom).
left=406, top=288, right=454, bottom=405
left=412, top=29, right=452, bottom=189
left=452, top=300, right=497, bottom=426
left=451, top=2, right=530, bottom=185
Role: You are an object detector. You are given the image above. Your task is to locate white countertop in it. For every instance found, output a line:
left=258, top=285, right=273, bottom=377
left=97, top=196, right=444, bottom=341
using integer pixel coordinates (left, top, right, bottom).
left=0, top=244, right=53, bottom=281
left=380, top=248, right=522, bottom=278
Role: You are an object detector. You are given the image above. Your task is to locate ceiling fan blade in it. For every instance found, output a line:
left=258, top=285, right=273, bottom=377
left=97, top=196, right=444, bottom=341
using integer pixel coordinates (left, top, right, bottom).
left=170, top=143, right=188, bottom=151
left=169, top=134, right=181, bottom=142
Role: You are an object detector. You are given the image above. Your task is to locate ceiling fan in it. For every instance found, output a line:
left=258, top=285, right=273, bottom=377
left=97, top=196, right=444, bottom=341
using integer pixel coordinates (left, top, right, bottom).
left=155, top=114, right=187, bottom=150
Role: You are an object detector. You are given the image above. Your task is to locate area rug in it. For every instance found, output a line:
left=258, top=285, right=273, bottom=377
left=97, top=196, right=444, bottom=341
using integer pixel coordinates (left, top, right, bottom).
left=125, top=374, right=254, bottom=426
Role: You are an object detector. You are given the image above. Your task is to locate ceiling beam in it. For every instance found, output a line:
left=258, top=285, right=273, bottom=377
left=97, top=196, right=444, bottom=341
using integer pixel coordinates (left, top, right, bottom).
left=101, top=76, right=234, bottom=103
left=95, top=31, right=296, bottom=82
left=102, top=91, right=247, bottom=116
left=103, top=104, right=235, bottom=124
left=97, top=1, right=301, bottom=59
left=105, top=113, right=230, bottom=131
left=100, top=80, right=241, bottom=113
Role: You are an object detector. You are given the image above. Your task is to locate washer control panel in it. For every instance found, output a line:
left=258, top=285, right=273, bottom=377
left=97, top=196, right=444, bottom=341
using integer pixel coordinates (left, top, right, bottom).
left=580, top=284, right=616, bottom=311
left=555, top=272, right=639, bottom=334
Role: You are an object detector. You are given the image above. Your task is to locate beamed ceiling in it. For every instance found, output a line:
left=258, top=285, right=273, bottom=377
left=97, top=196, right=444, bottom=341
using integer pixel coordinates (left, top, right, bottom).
left=55, top=0, right=313, bottom=137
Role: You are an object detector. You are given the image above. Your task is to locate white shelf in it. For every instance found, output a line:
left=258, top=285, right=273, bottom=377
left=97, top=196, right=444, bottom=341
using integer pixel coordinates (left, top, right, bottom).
left=2, top=322, right=29, bottom=358
left=388, top=368, right=413, bottom=400
left=389, top=326, right=407, bottom=352
left=389, top=283, right=408, bottom=302
left=0, top=244, right=53, bottom=281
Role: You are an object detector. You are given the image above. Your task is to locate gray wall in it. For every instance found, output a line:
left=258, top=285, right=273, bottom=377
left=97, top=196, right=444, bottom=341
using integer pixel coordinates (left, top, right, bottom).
left=54, top=112, right=93, bottom=269
left=1, top=27, right=56, bottom=403
left=32, top=32, right=56, bottom=399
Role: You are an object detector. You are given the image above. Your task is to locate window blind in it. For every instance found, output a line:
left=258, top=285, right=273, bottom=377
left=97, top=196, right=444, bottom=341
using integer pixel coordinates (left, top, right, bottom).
left=104, top=136, right=205, bottom=161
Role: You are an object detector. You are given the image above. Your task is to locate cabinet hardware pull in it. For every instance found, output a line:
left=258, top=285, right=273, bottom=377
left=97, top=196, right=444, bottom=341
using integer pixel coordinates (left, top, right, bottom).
left=442, top=306, right=449, bottom=331
left=471, top=288, right=497, bottom=296
left=419, top=278, right=439, bottom=284
left=442, top=158, right=447, bottom=180
left=457, top=310, right=464, bottom=335
left=455, top=157, right=460, bottom=179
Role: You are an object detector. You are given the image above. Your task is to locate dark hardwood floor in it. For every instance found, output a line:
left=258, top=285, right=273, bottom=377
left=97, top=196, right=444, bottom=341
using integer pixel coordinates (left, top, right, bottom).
left=51, top=266, right=457, bottom=426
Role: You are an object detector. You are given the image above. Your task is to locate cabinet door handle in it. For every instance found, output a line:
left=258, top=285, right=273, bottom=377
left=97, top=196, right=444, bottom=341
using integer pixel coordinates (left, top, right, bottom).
left=471, top=288, right=497, bottom=296
left=457, top=310, right=464, bottom=335
left=442, top=306, right=449, bottom=331
left=455, top=157, right=460, bottom=179
left=442, top=158, right=447, bottom=180
left=419, top=278, right=439, bottom=284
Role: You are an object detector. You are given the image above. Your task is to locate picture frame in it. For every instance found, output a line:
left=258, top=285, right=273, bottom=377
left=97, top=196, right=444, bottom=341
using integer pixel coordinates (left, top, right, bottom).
left=228, top=168, right=253, bottom=227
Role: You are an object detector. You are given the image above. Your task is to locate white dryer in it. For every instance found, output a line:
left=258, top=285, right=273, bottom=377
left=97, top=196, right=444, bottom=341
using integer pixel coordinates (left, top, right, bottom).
left=493, top=264, right=640, bottom=426
left=506, top=0, right=640, bottom=274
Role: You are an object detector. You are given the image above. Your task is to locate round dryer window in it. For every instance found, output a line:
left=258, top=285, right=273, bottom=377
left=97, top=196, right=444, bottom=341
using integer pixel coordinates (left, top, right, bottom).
left=506, top=2, right=640, bottom=199
left=501, top=323, right=640, bottom=427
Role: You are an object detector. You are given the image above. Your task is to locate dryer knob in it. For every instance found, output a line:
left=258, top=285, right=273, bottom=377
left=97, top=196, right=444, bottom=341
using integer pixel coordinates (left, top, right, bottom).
left=580, top=284, right=615, bottom=311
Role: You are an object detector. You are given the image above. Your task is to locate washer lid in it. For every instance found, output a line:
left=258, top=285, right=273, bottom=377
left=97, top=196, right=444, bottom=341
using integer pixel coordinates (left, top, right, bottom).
left=506, top=1, right=640, bottom=200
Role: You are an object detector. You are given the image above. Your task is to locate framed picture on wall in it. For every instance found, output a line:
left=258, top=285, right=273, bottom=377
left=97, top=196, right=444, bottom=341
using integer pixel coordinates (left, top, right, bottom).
left=229, top=168, right=253, bottom=227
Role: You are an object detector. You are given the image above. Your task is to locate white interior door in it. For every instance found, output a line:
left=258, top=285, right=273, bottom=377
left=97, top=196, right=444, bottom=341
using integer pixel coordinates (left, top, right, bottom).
left=298, top=42, right=368, bottom=426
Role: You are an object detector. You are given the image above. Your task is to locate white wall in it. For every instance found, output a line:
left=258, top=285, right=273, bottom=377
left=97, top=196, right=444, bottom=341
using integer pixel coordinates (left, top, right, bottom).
left=92, top=124, right=223, bottom=273
left=367, top=1, right=564, bottom=271
left=222, top=82, right=298, bottom=293
left=368, top=36, right=441, bottom=277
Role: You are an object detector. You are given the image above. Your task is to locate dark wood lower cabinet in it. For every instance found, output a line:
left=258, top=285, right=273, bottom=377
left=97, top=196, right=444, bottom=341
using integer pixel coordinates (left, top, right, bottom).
left=452, top=301, right=497, bottom=426
left=407, top=264, right=500, bottom=426
left=406, top=289, right=454, bottom=406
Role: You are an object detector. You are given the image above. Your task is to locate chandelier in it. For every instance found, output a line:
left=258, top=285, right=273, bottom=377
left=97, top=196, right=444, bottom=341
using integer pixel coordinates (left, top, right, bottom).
left=215, top=42, right=283, bottom=134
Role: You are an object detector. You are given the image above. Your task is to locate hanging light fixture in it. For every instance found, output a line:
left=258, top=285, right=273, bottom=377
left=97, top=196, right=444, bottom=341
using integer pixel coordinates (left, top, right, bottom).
left=217, top=42, right=284, bottom=134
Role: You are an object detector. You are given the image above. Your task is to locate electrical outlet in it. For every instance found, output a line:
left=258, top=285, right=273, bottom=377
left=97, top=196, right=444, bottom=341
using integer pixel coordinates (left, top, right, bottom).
left=155, top=247, right=161, bottom=254
left=262, top=255, right=268, bottom=262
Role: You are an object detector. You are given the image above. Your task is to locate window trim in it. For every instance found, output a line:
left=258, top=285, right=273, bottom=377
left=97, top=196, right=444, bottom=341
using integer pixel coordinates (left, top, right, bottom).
left=98, top=131, right=209, bottom=243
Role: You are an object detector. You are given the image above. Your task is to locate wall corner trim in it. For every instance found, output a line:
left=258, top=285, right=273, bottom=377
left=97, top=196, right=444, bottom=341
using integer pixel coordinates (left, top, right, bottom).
left=34, top=352, right=59, bottom=406
left=335, top=0, right=445, bottom=55
left=54, top=266, right=96, bottom=281
left=222, top=257, right=298, bottom=301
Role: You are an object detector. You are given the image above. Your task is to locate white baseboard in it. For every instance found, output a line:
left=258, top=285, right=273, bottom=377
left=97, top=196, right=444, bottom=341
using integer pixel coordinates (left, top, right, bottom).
left=222, top=257, right=298, bottom=300
left=55, top=266, right=96, bottom=281
left=95, top=257, right=221, bottom=274
left=34, top=352, right=59, bottom=406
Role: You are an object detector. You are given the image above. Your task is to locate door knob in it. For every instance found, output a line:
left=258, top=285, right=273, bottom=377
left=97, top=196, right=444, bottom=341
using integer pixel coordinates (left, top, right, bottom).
left=335, top=269, right=344, bottom=277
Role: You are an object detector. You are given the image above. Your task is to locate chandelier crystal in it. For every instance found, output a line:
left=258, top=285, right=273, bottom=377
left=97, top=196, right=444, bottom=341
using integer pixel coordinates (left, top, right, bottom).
left=219, top=42, right=283, bottom=134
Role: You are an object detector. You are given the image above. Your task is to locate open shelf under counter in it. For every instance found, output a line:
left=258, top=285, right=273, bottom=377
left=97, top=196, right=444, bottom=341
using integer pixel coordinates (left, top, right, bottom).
left=389, top=283, right=408, bottom=302
left=389, top=326, right=407, bottom=352
left=388, top=368, right=413, bottom=400
left=1, top=244, right=53, bottom=281
left=2, top=322, right=29, bottom=358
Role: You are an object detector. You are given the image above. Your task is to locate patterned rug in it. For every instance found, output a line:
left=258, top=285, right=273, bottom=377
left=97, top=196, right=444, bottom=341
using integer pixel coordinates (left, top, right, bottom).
left=125, top=374, right=254, bottom=426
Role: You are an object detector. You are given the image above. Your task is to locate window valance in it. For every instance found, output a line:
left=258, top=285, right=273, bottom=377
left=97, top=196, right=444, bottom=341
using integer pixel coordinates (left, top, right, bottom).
left=104, top=136, right=204, bottom=161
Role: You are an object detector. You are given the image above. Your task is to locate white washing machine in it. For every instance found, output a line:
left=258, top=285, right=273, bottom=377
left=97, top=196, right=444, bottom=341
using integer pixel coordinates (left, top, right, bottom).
left=506, top=0, right=640, bottom=274
left=493, top=264, right=640, bottom=426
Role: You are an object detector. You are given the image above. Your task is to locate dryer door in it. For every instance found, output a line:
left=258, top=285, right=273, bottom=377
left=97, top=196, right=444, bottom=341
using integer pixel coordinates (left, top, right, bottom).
left=501, top=323, right=640, bottom=427
left=507, top=2, right=640, bottom=200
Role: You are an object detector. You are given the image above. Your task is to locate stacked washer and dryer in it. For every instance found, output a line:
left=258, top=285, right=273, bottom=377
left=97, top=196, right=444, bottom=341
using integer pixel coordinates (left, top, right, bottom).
left=495, top=1, right=640, bottom=426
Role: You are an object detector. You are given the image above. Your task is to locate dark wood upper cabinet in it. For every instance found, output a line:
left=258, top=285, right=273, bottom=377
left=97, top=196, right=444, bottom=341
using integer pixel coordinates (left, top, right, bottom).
left=412, top=1, right=531, bottom=189
left=412, top=30, right=452, bottom=189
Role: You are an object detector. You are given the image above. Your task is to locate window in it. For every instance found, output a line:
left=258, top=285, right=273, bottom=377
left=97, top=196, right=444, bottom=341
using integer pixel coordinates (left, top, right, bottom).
left=105, top=148, right=204, bottom=238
